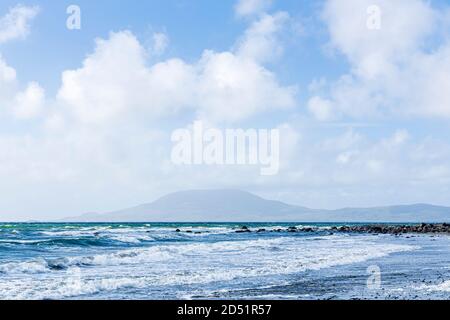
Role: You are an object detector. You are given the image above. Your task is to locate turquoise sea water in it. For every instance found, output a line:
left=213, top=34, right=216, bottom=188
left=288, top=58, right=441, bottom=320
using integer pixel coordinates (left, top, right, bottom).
left=0, top=222, right=449, bottom=300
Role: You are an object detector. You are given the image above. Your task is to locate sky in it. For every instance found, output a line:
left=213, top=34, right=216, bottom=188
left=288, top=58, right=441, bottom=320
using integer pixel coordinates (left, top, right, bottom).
left=1, top=0, right=450, bottom=220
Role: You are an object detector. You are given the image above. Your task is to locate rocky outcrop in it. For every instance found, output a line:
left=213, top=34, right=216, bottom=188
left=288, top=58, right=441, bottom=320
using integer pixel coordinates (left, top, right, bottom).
left=332, top=223, right=450, bottom=234
left=235, top=226, right=252, bottom=233
left=175, top=223, right=450, bottom=235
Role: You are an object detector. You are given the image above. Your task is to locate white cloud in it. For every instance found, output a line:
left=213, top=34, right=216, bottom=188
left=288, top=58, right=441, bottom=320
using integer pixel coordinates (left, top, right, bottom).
left=12, top=82, right=45, bottom=119
left=57, top=31, right=195, bottom=125
left=0, top=5, right=39, bottom=44
left=151, top=32, right=169, bottom=56
left=235, top=0, right=272, bottom=17
left=0, top=6, right=43, bottom=120
left=196, top=50, right=296, bottom=122
left=266, top=124, right=450, bottom=208
left=3, top=0, right=450, bottom=219
left=0, top=55, right=17, bottom=106
left=312, top=0, right=450, bottom=120
left=58, top=15, right=296, bottom=125
left=323, top=0, right=435, bottom=76
left=236, top=12, right=289, bottom=63
left=307, top=96, right=333, bottom=121
left=0, top=54, right=16, bottom=81
left=0, top=6, right=299, bottom=218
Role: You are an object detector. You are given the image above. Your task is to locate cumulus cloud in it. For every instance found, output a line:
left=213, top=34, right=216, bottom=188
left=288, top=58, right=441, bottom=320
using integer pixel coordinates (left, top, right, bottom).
left=196, top=50, right=296, bottom=122
left=151, top=32, right=169, bottom=56
left=236, top=11, right=289, bottom=63
left=0, top=6, right=43, bottom=119
left=2, top=0, right=450, bottom=220
left=0, top=54, right=16, bottom=81
left=0, top=55, right=17, bottom=106
left=0, top=5, right=39, bottom=44
left=58, top=12, right=296, bottom=125
left=311, top=0, right=450, bottom=120
left=0, top=5, right=298, bottom=218
left=307, top=96, right=333, bottom=121
left=268, top=124, right=450, bottom=209
left=235, top=0, right=273, bottom=17
left=57, top=31, right=194, bottom=125
left=12, top=82, right=45, bottom=119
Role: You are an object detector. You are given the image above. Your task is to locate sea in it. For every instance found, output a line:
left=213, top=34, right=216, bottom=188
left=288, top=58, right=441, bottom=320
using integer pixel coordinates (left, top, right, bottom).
left=0, top=222, right=449, bottom=300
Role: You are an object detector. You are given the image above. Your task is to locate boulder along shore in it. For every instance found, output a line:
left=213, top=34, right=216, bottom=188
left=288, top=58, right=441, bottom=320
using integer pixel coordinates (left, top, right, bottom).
left=333, top=223, right=450, bottom=234
left=174, top=223, right=450, bottom=235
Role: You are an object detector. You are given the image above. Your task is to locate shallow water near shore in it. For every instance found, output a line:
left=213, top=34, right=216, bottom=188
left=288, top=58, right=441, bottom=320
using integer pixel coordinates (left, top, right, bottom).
left=0, top=222, right=449, bottom=300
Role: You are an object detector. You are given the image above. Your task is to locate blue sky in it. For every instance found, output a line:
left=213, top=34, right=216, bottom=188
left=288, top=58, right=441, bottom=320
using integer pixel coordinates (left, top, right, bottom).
left=1, top=0, right=345, bottom=97
left=1, top=0, right=450, bottom=220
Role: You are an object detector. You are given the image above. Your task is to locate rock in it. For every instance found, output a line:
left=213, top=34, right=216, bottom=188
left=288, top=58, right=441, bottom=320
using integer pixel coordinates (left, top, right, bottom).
left=257, top=229, right=266, bottom=233
left=333, top=223, right=450, bottom=235
left=186, top=230, right=193, bottom=233
left=235, top=229, right=251, bottom=233
left=235, top=226, right=251, bottom=233
left=175, top=229, right=181, bottom=232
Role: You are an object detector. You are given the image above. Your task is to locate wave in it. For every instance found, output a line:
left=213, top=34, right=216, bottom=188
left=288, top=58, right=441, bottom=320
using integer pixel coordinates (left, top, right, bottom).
left=1, top=227, right=157, bottom=247
left=0, top=237, right=126, bottom=247
left=0, top=245, right=173, bottom=275
left=0, top=235, right=419, bottom=299
left=415, top=280, right=450, bottom=292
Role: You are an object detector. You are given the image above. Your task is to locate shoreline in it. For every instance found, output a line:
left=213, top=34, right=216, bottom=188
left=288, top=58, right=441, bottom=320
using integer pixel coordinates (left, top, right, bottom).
left=333, top=223, right=450, bottom=235
left=228, top=223, right=450, bottom=235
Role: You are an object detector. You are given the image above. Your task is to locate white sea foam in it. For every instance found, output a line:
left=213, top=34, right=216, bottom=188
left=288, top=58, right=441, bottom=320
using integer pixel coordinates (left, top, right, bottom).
left=0, top=258, right=49, bottom=274
left=0, top=234, right=419, bottom=300
left=38, top=226, right=156, bottom=244
left=416, top=280, right=450, bottom=292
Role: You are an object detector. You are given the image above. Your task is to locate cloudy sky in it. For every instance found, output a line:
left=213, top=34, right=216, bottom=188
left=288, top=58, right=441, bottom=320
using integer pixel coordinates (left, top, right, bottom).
left=1, top=0, right=450, bottom=220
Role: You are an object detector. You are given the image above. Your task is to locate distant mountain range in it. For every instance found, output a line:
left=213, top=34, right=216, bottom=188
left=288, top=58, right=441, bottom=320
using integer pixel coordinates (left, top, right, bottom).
left=61, top=189, right=450, bottom=223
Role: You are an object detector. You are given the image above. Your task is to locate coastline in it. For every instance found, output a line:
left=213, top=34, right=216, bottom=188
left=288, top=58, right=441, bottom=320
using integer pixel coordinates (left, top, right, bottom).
left=223, top=223, right=450, bottom=235
left=1, top=222, right=450, bottom=300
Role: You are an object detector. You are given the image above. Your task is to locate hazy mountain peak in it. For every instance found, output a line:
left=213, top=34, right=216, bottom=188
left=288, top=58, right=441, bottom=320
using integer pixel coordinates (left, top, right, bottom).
left=61, top=189, right=450, bottom=223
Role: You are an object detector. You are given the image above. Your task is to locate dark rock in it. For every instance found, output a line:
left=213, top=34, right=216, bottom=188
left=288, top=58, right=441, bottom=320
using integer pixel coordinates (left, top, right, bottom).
left=235, top=226, right=251, bottom=233
left=175, top=229, right=181, bottom=232
left=333, top=223, right=450, bottom=235
left=236, top=229, right=251, bottom=233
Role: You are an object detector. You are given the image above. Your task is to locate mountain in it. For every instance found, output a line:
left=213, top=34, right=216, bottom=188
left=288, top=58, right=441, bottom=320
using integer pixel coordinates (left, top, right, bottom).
left=61, top=189, right=450, bottom=222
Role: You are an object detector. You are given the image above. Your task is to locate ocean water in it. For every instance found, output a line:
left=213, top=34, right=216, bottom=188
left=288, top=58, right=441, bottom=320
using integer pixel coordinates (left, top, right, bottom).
left=0, top=222, right=449, bottom=300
